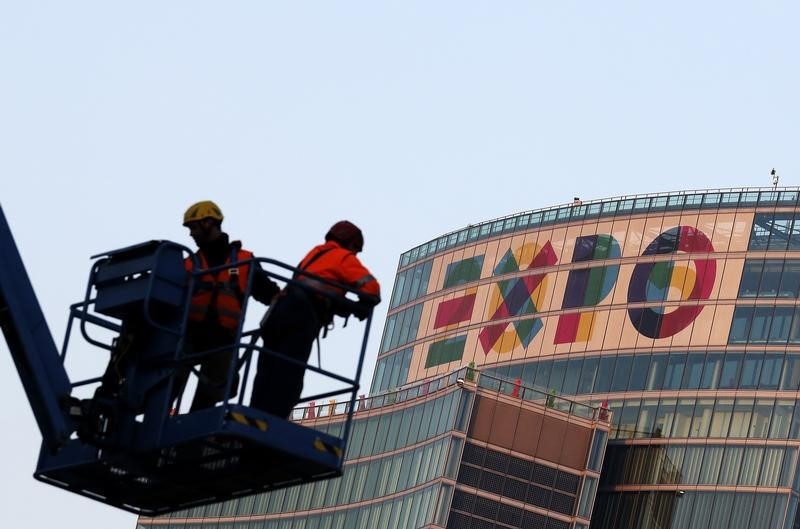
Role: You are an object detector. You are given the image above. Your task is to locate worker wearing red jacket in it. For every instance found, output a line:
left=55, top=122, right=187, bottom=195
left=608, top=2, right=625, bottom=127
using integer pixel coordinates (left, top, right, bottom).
left=176, top=200, right=279, bottom=411
left=250, top=221, right=380, bottom=418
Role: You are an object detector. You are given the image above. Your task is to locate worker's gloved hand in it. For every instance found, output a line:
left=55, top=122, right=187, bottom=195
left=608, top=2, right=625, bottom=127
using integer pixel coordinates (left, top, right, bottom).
left=351, top=301, right=372, bottom=321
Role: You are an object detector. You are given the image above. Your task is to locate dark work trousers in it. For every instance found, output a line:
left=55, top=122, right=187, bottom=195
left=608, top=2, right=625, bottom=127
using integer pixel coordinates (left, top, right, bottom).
left=172, top=326, right=240, bottom=412
left=250, top=290, right=322, bottom=418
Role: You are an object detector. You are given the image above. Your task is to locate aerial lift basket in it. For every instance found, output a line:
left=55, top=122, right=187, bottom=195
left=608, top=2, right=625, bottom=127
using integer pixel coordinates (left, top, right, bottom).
left=0, top=205, right=373, bottom=515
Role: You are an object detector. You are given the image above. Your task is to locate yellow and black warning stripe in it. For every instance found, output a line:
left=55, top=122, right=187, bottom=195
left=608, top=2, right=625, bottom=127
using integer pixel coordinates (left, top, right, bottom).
left=313, top=438, right=343, bottom=458
left=228, top=411, right=268, bottom=432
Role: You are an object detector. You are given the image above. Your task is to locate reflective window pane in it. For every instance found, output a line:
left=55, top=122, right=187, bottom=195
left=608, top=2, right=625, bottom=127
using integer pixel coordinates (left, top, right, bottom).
left=729, top=307, right=754, bottom=343
left=720, top=353, right=743, bottom=389
left=740, top=353, right=764, bottom=389
left=611, top=355, right=633, bottom=392
left=562, top=357, right=581, bottom=395
left=647, top=354, right=668, bottom=390
left=750, top=399, right=774, bottom=438
left=770, top=400, right=793, bottom=439
left=759, top=260, right=784, bottom=296
left=635, top=399, right=659, bottom=439
left=578, top=357, right=598, bottom=394
left=664, top=353, right=686, bottom=390
left=719, top=446, right=744, bottom=484
left=736, top=259, right=760, bottom=296
left=780, top=355, right=800, bottom=389
left=682, top=353, right=705, bottom=389
left=780, top=261, right=800, bottom=297
left=690, top=399, right=714, bottom=438
left=654, top=399, right=677, bottom=438
left=729, top=398, right=755, bottom=438
left=709, top=398, right=734, bottom=438
left=701, top=352, right=724, bottom=389
left=628, top=354, right=650, bottom=392
left=770, top=307, right=794, bottom=343
left=760, top=354, right=783, bottom=390
left=750, top=306, right=775, bottom=343
left=533, top=360, right=552, bottom=391
left=672, top=398, right=695, bottom=438
left=595, top=357, right=615, bottom=393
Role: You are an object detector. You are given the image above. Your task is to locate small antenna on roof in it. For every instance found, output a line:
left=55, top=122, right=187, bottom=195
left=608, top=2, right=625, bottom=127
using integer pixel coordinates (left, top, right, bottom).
left=772, top=168, right=779, bottom=188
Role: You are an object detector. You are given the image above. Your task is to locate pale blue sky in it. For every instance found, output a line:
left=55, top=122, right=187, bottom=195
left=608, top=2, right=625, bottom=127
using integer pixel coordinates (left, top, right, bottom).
left=1, top=2, right=799, bottom=527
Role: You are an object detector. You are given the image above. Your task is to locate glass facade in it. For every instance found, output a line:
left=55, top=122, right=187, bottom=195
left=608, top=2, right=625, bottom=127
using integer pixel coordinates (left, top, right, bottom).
left=601, top=443, right=797, bottom=488
left=381, top=187, right=800, bottom=529
left=592, top=491, right=789, bottom=529
left=483, top=351, right=800, bottom=395
left=144, top=378, right=469, bottom=529
left=389, top=260, right=433, bottom=309
left=371, top=347, right=413, bottom=393
left=379, top=303, right=423, bottom=354
left=141, top=371, right=608, bottom=529
left=138, top=187, right=800, bottom=529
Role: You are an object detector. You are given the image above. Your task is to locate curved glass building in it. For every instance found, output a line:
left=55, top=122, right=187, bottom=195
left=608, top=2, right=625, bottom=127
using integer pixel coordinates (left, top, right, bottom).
left=140, top=187, right=800, bottom=529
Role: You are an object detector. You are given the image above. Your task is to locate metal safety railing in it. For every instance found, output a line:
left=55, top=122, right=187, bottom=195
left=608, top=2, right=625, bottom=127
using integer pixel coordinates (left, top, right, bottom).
left=292, top=365, right=613, bottom=426
left=61, top=244, right=375, bottom=457
left=399, top=186, right=800, bottom=269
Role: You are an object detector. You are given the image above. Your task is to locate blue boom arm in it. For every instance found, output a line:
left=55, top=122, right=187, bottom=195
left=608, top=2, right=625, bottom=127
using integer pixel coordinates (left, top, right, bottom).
left=0, top=205, right=74, bottom=452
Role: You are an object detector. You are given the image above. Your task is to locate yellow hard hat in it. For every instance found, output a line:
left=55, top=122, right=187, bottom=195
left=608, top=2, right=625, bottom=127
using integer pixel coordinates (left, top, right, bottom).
left=183, top=200, right=224, bottom=226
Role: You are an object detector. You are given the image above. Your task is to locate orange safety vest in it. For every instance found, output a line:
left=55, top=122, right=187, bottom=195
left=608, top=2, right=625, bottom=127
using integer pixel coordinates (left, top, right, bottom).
left=185, top=247, right=253, bottom=331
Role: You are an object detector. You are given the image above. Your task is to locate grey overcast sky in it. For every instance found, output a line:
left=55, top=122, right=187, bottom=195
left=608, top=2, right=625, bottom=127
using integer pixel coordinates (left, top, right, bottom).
left=1, top=2, right=799, bottom=527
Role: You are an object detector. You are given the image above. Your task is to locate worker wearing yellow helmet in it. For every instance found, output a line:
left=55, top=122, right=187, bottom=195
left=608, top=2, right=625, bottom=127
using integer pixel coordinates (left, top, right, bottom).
left=174, top=200, right=280, bottom=411
left=183, top=200, right=224, bottom=224
left=182, top=200, right=224, bottom=247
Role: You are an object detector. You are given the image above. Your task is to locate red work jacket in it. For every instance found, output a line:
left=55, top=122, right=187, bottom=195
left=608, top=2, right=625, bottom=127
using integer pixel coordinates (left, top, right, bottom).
left=296, top=240, right=380, bottom=300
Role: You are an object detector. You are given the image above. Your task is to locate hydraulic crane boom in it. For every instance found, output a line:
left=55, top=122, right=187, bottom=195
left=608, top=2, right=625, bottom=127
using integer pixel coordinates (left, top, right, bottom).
left=0, top=205, right=74, bottom=452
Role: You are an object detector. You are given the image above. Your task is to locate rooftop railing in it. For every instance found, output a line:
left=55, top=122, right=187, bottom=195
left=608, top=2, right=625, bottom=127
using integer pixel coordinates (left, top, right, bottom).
left=476, top=371, right=611, bottom=423
left=292, top=367, right=612, bottom=425
left=291, top=368, right=465, bottom=421
left=399, top=187, right=800, bottom=269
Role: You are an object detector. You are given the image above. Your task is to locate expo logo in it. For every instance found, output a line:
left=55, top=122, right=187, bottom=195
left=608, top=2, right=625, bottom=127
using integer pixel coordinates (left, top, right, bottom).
left=470, top=226, right=716, bottom=354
